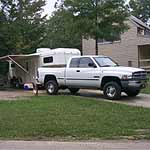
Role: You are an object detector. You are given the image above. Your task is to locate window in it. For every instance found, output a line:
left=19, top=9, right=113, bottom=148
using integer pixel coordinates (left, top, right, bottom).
left=98, top=34, right=121, bottom=44
left=43, top=57, right=53, bottom=63
left=94, top=57, right=118, bottom=67
left=79, top=58, right=94, bottom=68
left=128, top=61, right=132, bottom=67
left=69, top=58, right=79, bottom=68
left=144, top=29, right=150, bottom=35
left=98, top=39, right=112, bottom=43
left=137, top=27, right=144, bottom=35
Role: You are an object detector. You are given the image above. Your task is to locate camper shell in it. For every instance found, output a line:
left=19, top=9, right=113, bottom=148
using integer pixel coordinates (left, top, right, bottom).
left=0, top=48, right=80, bottom=87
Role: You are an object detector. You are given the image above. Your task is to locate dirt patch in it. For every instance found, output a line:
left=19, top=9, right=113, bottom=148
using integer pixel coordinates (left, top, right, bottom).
left=0, top=89, right=35, bottom=100
left=1, top=89, right=150, bottom=109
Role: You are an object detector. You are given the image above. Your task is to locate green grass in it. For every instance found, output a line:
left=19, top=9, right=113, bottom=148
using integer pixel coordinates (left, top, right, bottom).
left=0, top=96, right=150, bottom=140
left=141, top=78, right=150, bottom=94
left=141, top=87, right=150, bottom=94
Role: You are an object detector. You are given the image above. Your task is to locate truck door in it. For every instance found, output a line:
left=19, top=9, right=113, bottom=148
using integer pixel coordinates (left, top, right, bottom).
left=66, top=57, right=100, bottom=88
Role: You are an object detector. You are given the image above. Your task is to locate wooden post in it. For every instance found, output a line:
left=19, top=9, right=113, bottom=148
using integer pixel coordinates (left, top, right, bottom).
left=33, top=83, right=38, bottom=96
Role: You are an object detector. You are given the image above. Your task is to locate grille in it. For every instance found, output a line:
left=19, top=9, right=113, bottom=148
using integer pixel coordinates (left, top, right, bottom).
left=132, top=71, right=147, bottom=80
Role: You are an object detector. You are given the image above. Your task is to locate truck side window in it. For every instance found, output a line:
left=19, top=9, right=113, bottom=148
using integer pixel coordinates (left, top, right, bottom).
left=79, top=58, right=94, bottom=68
left=43, top=57, right=53, bottom=63
left=70, top=58, right=79, bottom=68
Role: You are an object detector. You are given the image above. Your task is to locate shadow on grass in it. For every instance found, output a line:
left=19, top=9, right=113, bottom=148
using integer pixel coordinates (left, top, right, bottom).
left=58, top=89, right=144, bottom=103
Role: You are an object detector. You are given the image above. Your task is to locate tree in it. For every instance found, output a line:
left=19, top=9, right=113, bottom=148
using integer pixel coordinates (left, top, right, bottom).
left=129, top=0, right=150, bottom=23
left=42, top=9, right=82, bottom=51
left=0, top=6, right=9, bottom=56
left=0, top=0, right=47, bottom=55
left=58, top=0, right=129, bottom=55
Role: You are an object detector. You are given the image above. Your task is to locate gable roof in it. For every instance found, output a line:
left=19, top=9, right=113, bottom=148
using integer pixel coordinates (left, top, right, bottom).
left=129, top=15, right=150, bottom=31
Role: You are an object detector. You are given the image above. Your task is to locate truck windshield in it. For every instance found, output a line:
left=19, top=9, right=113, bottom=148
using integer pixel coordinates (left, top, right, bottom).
left=94, top=57, right=118, bottom=67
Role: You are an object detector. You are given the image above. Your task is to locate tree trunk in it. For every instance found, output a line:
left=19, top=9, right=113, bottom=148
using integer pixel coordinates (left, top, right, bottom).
left=80, top=37, right=83, bottom=55
left=95, top=0, right=98, bottom=55
left=95, top=37, right=98, bottom=55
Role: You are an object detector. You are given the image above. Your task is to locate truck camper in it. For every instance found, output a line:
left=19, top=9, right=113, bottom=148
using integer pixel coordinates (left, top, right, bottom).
left=0, top=48, right=81, bottom=87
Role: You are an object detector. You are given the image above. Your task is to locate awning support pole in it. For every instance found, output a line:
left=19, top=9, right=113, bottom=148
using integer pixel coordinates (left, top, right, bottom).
left=8, top=56, right=29, bottom=74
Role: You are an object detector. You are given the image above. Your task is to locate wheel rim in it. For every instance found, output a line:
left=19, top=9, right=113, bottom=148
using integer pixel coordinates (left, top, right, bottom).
left=106, top=85, right=116, bottom=98
left=47, top=83, right=55, bottom=94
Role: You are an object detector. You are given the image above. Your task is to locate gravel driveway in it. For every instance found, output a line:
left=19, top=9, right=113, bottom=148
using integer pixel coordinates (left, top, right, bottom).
left=0, top=89, right=150, bottom=108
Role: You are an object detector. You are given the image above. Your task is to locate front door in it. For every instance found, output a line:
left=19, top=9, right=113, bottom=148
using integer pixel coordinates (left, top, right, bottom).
left=66, top=57, right=100, bottom=88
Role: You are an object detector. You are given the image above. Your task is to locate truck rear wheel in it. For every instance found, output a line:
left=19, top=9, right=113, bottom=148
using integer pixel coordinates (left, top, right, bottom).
left=46, top=80, right=58, bottom=95
left=69, top=88, right=80, bottom=94
left=125, top=90, right=140, bottom=97
left=103, top=81, right=121, bottom=100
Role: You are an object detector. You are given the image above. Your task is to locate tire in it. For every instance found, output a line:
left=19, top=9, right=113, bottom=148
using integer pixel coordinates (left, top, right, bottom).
left=125, top=90, right=140, bottom=97
left=46, top=80, right=58, bottom=95
left=69, top=88, right=80, bottom=94
left=103, top=81, right=121, bottom=100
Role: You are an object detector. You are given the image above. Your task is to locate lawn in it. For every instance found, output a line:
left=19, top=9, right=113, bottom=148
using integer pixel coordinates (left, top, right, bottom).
left=141, top=87, right=150, bottom=94
left=141, top=78, right=150, bottom=94
left=0, top=95, right=150, bottom=140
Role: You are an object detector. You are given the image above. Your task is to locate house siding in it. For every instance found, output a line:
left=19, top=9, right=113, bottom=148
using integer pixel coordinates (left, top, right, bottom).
left=82, top=20, right=150, bottom=68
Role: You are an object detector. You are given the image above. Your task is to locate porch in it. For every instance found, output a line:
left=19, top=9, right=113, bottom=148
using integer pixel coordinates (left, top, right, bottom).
left=138, top=44, right=150, bottom=72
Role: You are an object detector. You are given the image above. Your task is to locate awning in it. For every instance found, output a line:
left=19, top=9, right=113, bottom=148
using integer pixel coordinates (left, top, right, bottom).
left=0, top=53, right=39, bottom=61
left=0, top=53, right=40, bottom=73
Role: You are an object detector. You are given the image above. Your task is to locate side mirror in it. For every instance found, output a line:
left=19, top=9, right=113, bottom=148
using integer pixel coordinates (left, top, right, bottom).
left=88, top=62, right=97, bottom=68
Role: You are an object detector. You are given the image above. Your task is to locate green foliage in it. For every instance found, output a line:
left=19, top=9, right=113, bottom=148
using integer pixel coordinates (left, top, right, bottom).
left=58, top=0, right=129, bottom=54
left=42, top=9, right=82, bottom=50
left=129, top=0, right=150, bottom=23
left=141, top=76, right=150, bottom=94
left=0, top=62, right=8, bottom=75
left=0, top=0, right=47, bottom=55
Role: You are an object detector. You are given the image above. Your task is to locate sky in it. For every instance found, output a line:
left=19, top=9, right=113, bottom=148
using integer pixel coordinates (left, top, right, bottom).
left=43, top=0, right=56, bottom=16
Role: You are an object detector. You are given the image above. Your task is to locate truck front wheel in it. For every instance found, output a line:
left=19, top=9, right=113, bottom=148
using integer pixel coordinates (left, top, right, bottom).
left=103, top=81, right=121, bottom=100
left=46, top=80, right=58, bottom=95
left=125, top=90, right=140, bottom=97
left=69, top=88, right=80, bottom=95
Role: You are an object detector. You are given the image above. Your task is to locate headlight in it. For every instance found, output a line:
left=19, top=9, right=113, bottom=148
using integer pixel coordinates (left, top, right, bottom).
left=122, top=74, right=132, bottom=80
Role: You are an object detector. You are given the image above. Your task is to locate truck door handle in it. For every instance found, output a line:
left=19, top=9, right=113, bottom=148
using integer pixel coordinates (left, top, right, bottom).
left=76, top=70, right=80, bottom=72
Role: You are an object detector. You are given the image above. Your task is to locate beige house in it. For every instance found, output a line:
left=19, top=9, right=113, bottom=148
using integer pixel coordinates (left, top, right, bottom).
left=82, top=16, right=150, bottom=71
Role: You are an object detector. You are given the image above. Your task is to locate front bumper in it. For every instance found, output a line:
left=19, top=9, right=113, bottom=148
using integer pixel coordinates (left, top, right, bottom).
left=121, top=80, right=146, bottom=90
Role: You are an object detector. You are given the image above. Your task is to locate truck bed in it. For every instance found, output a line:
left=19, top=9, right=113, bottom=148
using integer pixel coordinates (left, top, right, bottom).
left=38, top=67, right=66, bottom=86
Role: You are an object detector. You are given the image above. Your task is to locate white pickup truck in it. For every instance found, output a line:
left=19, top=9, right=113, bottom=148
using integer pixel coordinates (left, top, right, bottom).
left=37, top=55, right=146, bottom=100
